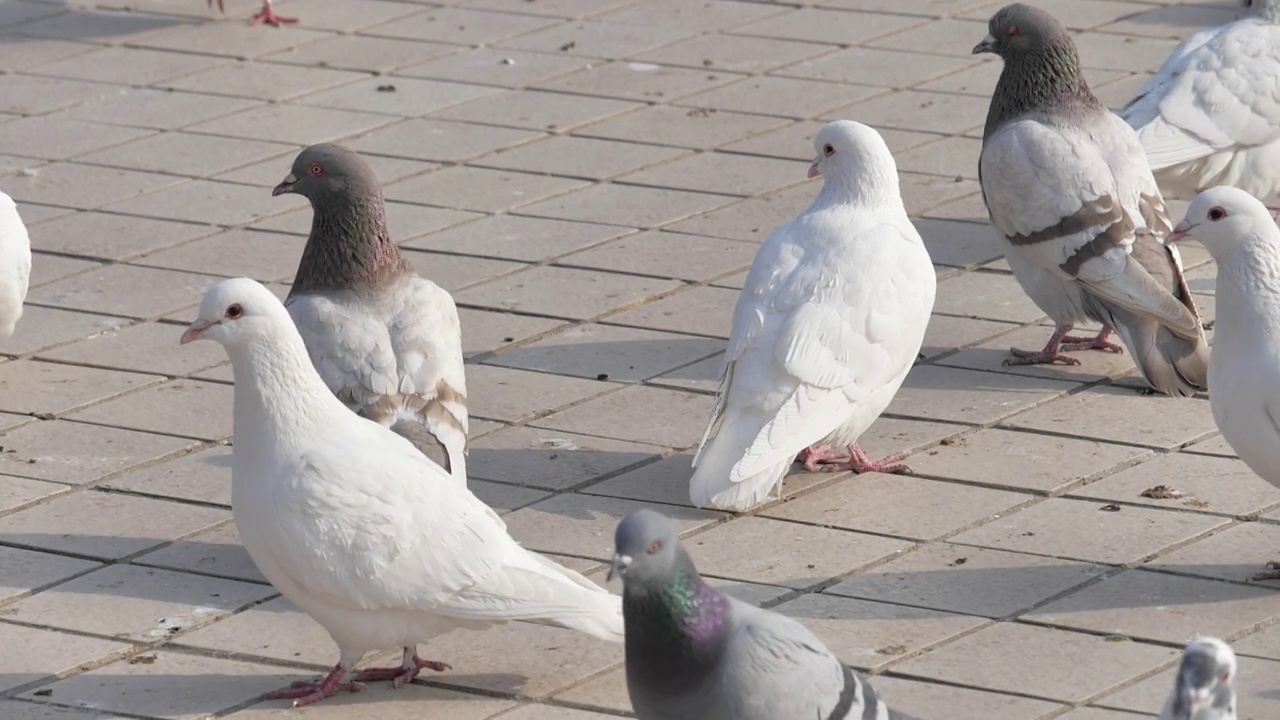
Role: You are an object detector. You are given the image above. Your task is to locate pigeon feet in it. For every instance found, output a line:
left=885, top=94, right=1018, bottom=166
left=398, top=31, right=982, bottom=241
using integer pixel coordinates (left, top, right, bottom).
left=352, top=652, right=451, bottom=689
left=266, top=664, right=363, bottom=708
left=252, top=0, right=297, bottom=26
left=800, top=444, right=911, bottom=475
left=207, top=0, right=226, bottom=13
left=1059, top=327, right=1124, bottom=354
left=1003, top=347, right=1081, bottom=366
left=1251, top=561, right=1280, bottom=582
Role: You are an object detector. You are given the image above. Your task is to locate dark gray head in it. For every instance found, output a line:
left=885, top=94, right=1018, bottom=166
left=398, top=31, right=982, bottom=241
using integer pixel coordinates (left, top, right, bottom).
left=609, top=509, right=687, bottom=588
left=1166, top=638, right=1237, bottom=720
left=272, top=144, right=383, bottom=204
left=972, top=3, right=1074, bottom=59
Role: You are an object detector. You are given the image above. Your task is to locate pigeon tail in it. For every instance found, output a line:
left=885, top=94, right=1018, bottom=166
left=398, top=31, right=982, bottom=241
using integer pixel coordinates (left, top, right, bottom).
left=525, top=551, right=625, bottom=641
left=690, top=414, right=792, bottom=512
left=1108, top=307, right=1209, bottom=397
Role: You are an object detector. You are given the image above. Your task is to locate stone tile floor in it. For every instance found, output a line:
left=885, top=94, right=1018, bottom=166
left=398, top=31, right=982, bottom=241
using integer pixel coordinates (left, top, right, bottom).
left=0, top=0, right=1272, bottom=718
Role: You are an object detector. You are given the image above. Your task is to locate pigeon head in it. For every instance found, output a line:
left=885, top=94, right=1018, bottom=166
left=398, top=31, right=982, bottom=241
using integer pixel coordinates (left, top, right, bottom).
left=273, top=144, right=382, bottom=204
left=609, top=509, right=687, bottom=588
left=1243, top=0, right=1280, bottom=21
left=1169, top=186, right=1276, bottom=258
left=181, top=278, right=290, bottom=348
left=808, top=120, right=900, bottom=203
left=973, top=3, right=1072, bottom=58
left=1166, top=637, right=1237, bottom=720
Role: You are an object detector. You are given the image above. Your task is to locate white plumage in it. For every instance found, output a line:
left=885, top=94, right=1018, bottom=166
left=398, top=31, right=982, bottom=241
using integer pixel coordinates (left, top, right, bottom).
left=689, top=121, right=936, bottom=513
left=287, top=275, right=469, bottom=484
left=0, top=191, right=31, bottom=338
left=1122, top=0, right=1280, bottom=201
left=180, top=278, right=621, bottom=706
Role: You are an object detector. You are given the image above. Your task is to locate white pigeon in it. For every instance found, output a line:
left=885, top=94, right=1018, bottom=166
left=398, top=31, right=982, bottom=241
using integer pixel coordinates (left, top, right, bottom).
left=975, top=4, right=1209, bottom=396
left=180, top=278, right=623, bottom=708
left=1159, top=637, right=1238, bottom=720
left=274, top=145, right=469, bottom=485
left=1169, top=185, right=1280, bottom=580
left=689, top=120, right=936, bottom=513
left=0, top=191, right=31, bottom=338
left=1122, top=0, right=1280, bottom=204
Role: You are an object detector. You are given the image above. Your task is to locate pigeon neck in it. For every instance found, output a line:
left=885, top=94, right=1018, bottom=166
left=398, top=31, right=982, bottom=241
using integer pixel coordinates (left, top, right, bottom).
left=984, top=45, right=1101, bottom=139
left=1214, top=241, right=1280, bottom=337
left=225, top=328, right=344, bottom=455
left=623, top=558, right=731, bottom=690
left=814, top=170, right=901, bottom=213
left=291, top=192, right=409, bottom=295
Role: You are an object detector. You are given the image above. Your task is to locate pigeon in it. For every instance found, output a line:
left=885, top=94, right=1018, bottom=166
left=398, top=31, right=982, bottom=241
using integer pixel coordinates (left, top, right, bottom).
left=207, top=0, right=296, bottom=26
left=975, top=3, right=1210, bottom=397
left=1121, top=0, right=1280, bottom=205
left=0, top=192, right=30, bottom=338
left=610, top=509, right=911, bottom=720
left=688, top=120, right=936, bottom=512
left=275, top=145, right=468, bottom=485
left=180, top=278, right=623, bottom=707
left=1168, top=185, right=1280, bottom=580
left=1159, top=637, right=1238, bottom=720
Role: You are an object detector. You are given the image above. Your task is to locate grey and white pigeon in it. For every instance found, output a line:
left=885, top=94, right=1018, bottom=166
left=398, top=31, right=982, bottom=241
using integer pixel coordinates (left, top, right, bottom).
left=274, top=145, right=468, bottom=485
left=609, top=509, right=910, bottom=720
left=975, top=3, right=1210, bottom=396
left=1169, top=185, right=1280, bottom=580
left=0, top=191, right=30, bottom=338
left=207, top=0, right=296, bottom=27
left=180, top=278, right=623, bottom=708
left=689, top=120, right=936, bottom=512
left=1159, top=637, right=1238, bottom=720
left=1122, top=0, right=1280, bottom=204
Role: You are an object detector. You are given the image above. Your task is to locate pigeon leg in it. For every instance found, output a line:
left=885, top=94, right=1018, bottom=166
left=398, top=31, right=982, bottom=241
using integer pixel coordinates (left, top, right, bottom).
left=206, top=0, right=225, bottom=14
left=1059, top=326, right=1124, bottom=354
left=251, top=0, right=297, bottom=26
left=1251, top=561, right=1280, bottom=582
left=798, top=445, right=851, bottom=472
left=351, top=647, right=451, bottom=689
left=1004, top=325, right=1082, bottom=366
left=802, top=444, right=911, bottom=475
left=265, top=664, right=363, bottom=707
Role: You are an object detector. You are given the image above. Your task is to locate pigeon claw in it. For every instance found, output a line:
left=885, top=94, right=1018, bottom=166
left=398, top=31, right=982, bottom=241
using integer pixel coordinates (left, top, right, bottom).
left=1004, top=347, right=1081, bottom=366
left=1059, top=327, right=1124, bottom=354
left=265, top=664, right=363, bottom=708
left=799, top=444, right=911, bottom=475
left=252, top=0, right=297, bottom=26
left=351, top=653, right=451, bottom=690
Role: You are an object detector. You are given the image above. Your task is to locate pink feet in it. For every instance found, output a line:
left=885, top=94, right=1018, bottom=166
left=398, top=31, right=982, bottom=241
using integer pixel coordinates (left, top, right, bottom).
left=252, top=0, right=297, bottom=26
left=798, top=444, right=912, bottom=475
left=265, top=665, right=363, bottom=708
left=1004, top=347, right=1080, bottom=366
left=352, top=652, right=451, bottom=690
left=1251, top=561, right=1280, bottom=582
left=1004, top=325, right=1121, bottom=366
left=1060, top=328, right=1124, bottom=354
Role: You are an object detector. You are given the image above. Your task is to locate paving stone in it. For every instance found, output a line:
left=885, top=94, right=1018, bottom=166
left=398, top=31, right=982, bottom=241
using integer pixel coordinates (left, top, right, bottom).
left=0, top=421, right=195, bottom=486
left=577, top=105, right=790, bottom=151
left=469, top=0, right=634, bottom=19
left=1, top=306, right=133, bottom=358
left=731, top=7, right=923, bottom=45
left=1026, top=569, right=1280, bottom=644
left=0, top=75, right=112, bottom=115
left=619, top=151, right=804, bottom=197
left=887, top=365, right=1078, bottom=425
left=486, top=322, right=723, bottom=382
left=29, top=45, right=226, bottom=86
left=101, top=179, right=285, bottom=227
left=905, top=428, right=1151, bottom=494
left=0, top=361, right=159, bottom=416
left=1068, top=452, right=1280, bottom=518
left=456, top=307, right=567, bottom=357
left=385, top=167, right=587, bottom=213
left=1096, top=652, right=1280, bottom=718
left=408, top=215, right=632, bottom=262
left=604, top=285, right=737, bottom=338
left=0, top=623, right=130, bottom=694
left=531, top=384, right=714, bottom=448
left=18, top=651, right=310, bottom=718
left=186, top=103, right=391, bottom=147
left=677, top=76, right=885, bottom=120
left=349, top=118, right=544, bottom=163
left=1003, top=386, right=1219, bottom=451
left=466, top=364, right=613, bottom=424
left=561, top=230, right=756, bottom=282
left=300, top=76, right=503, bottom=119
left=102, top=445, right=231, bottom=507
left=632, top=33, right=834, bottom=74
left=778, top=46, right=981, bottom=89
left=364, top=6, right=559, bottom=45
left=0, top=476, right=66, bottom=514
left=938, top=323, right=1143, bottom=384
left=67, top=379, right=234, bottom=441
left=264, top=35, right=457, bottom=73
left=268, top=0, right=423, bottom=32
left=431, top=89, right=640, bottom=132
left=161, top=61, right=367, bottom=102
left=454, top=265, right=681, bottom=319
left=1145, top=522, right=1280, bottom=586
left=518, top=182, right=735, bottom=228
left=870, top=676, right=1068, bottom=719
left=949, top=498, right=1228, bottom=566
left=500, top=493, right=720, bottom=560
left=497, top=20, right=694, bottom=59
left=894, top=622, right=1177, bottom=703
left=29, top=264, right=219, bottom=319
left=76, top=132, right=292, bottom=178
left=134, top=520, right=264, bottom=584
left=666, top=182, right=818, bottom=241
left=136, top=229, right=307, bottom=282
left=0, top=545, right=100, bottom=604
left=0, top=116, right=153, bottom=163
left=228, top=682, right=517, bottom=719
left=398, top=47, right=591, bottom=88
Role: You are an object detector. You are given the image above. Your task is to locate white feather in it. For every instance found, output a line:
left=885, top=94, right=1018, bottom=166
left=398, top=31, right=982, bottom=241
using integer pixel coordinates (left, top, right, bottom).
left=0, top=192, right=31, bottom=338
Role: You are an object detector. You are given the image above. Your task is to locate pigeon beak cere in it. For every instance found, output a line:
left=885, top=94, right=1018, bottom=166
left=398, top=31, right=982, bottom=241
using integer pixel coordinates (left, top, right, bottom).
left=972, top=33, right=996, bottom=54
left=179, top=318, right=216, bottom=345
left=807, top=159, right=821, bottom=180
left=607, top=554, right=632, bottom=582
left=272, top=173, right=298, bottom=197
left=1168, top=220, right=1196, bottom=244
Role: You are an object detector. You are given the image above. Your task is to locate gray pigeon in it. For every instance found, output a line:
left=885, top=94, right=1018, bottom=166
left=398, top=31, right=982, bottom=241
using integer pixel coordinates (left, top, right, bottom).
left=975, top=3, right=1209, bottom=396
left=609, top=509, right=912, bottom=720
left=1159, top=637, right=1237, bottom=720
left=274, top=145, right=468, bottom=484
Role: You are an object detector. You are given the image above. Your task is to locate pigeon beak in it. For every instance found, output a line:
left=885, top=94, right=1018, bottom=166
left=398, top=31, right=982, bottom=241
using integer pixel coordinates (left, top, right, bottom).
left=1176, top=688, right=1211, bottom=719
left=1167, top=220, right=1195, bottom=244
left=607, top=554, right=632, bottom=582
left=972, top=34, right=996, bottom=54
left=272, top=173, right=298, bottom=197
left=180, top=318, right=216, bottom=345
left=807, top=160, right=821, bottom=180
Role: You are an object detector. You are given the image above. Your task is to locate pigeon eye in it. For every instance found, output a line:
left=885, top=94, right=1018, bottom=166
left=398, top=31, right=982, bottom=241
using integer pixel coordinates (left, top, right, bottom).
left=645, top=541, right=662, bottom=555
left=1208, top=207, right=1227, bottom=221
left=308, top=163, right=324, bottom=177
left=823, top=144, right=834, bottom=157
left=1006, top=24, right=1019, bottom=36
left=225, top=303, right=244, bottom=319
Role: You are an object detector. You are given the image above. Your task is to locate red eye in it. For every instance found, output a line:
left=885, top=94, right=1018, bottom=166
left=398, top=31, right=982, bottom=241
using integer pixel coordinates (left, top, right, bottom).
left=645, top=541, right=662, bottom=555
left=308, top=163, right=324, bottom=177
left=226, top=303, right=244, bottom=319
left=1006, top=24, right=1019, bottom=36
left=1208, top=206, right=1227, bottom=221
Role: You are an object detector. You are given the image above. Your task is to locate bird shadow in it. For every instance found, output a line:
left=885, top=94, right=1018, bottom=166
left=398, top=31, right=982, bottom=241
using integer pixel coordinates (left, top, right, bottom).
left=0, top=3, right=194, bottom=47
